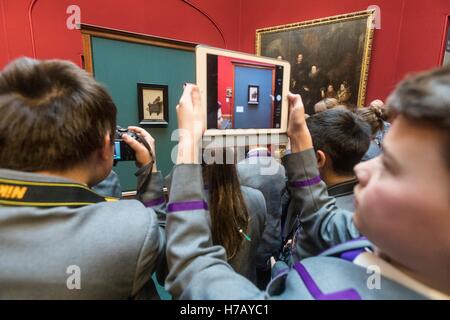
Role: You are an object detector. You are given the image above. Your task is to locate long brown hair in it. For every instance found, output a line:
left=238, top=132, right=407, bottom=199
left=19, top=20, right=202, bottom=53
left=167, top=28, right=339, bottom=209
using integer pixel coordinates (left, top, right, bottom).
left=204, top=162, right=249, bottom=260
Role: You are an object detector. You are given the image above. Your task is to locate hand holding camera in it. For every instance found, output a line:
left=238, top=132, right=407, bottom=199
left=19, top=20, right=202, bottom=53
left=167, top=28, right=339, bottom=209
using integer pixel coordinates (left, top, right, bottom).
left=115, top=126, right=156, bottom=169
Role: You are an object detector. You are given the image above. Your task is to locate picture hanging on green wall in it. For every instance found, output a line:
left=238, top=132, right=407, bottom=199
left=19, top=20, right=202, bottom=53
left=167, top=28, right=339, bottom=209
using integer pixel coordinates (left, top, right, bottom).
left=137, top=83, right=169, bottom=127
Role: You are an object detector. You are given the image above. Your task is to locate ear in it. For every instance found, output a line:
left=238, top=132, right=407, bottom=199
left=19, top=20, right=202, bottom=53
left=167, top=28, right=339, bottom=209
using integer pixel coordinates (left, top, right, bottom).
left=99, top=131, right=113, bottom=161
left=316, top=150, right=326, bottom=169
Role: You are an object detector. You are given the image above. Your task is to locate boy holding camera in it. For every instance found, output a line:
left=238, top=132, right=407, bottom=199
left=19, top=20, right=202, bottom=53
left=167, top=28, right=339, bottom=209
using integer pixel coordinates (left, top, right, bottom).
left=0, top=58, right=166, bottom=299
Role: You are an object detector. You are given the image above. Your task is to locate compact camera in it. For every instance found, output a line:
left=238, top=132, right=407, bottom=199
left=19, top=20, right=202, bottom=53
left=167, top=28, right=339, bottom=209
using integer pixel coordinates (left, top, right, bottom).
left=114, top=126, right=142, bottom=162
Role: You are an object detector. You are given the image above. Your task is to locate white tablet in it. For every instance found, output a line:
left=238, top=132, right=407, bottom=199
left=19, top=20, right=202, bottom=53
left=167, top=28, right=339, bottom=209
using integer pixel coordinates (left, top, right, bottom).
left=196, top=45, right=291, bottom=145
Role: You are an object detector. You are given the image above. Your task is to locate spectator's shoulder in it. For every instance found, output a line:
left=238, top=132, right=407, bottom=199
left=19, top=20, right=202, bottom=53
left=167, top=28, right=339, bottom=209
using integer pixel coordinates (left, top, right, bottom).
left=240, top=185, right=264, bottom=202
left=89, top=199, right=157, bottom=231
left=240, top=186, right=266, bottom=219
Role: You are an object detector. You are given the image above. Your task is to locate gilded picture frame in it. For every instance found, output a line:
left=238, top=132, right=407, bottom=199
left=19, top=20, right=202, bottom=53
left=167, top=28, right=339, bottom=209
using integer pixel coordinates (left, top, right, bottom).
left=256, top=10, right=375, bottom=114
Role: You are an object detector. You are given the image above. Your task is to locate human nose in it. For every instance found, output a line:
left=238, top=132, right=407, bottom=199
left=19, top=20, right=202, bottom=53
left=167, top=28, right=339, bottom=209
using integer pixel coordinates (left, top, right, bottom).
left=354, top=159, right=374, bottom=187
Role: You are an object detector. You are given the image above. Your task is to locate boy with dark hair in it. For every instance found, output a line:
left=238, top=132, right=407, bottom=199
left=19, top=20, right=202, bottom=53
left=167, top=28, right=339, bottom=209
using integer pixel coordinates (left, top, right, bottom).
left=164, top=64, right=450, bottom=299
left=282, top=109, right=370, bottom=244
left=0, top=58, right=116, bottom=173
left=306, top=109, right=370, bottom=205
left=0, top=58, right=167, bottom=299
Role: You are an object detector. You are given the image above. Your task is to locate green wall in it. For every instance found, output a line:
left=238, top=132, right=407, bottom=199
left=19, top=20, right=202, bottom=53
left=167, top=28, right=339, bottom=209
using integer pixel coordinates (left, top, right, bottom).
left=91, top=37, right=195, bottom=191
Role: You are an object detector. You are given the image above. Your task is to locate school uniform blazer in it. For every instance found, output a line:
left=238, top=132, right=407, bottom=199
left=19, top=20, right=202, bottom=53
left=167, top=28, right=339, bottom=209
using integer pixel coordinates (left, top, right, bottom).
left=164, top=152, right=427, bottom=300
left=362, top=121, right=391, bottom=161
left=91, top=170, right=122, bottom=198
left=281, top=178, right=356, bottom=245
left=227, top=186, right=266, bottom=284
left=0, top=168, right=166, bottom=299
left=327, top=178, right=358, bottom=212
left=165, top=168, right=266, bottom=284
left=237, top=156, right=286, bottom=269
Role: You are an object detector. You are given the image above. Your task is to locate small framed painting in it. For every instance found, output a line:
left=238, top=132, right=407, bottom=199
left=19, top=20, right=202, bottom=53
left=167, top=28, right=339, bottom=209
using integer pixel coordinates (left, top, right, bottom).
left=248, top=85, right=259, bottom=105
left=137, top=83, right=169, bottom=127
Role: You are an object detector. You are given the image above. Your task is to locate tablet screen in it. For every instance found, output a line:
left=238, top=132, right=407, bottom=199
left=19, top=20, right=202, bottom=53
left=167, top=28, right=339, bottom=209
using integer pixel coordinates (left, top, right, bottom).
left=205, top=53, right=286, bottom=130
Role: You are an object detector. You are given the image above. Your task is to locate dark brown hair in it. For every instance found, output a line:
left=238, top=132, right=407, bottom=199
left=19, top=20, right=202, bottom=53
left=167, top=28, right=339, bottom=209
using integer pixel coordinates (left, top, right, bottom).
left=307, top=109, right=371, bottom=176
left=357, top=105, right=388, bottom=135
left=204, top=160, right=249, bottom=260
left=386, top=65, right=450, bottom=170
left=0, top=58, right=117, bottom=171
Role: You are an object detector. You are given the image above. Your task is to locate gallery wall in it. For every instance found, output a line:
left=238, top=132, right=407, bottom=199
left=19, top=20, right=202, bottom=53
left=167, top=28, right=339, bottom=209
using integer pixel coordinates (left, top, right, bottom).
left=217, top=56, right=234, bottom=115
left=1, top=0, right=449, bottom=103
left=217, top=56, right=276, bottom=116
left=239, top=0, right=450, bottom=102
left=90, top=36, right=195, bottom=190
left=233, top=66, right=274, bottom=129
left=0, top=0, right=241, bottom=68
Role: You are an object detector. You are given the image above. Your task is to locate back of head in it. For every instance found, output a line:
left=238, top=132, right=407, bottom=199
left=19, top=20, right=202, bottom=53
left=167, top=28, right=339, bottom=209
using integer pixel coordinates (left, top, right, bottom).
left=204, top=158, right=249, bottom=260
left=324, top=98, right=339, bottom=109
left=333, top=104, right=355, bottom=113
left=307, top=109, right=371, bottom=176
left=369, top=99, right=384, bottom=109
left=357, top=105, right=387, bottom=135
left=386, top=65, right=450, bottom=170
left=0, top=58, right=117, bottom=172
left=314, top=100, right=327, bottom=113
left=314, top=98, right=339, bottom=114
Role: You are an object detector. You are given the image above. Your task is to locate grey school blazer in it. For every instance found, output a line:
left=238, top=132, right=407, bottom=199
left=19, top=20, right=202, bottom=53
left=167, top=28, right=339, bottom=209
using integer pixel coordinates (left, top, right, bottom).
left=165, top=172, right=267, bottom=284
left=281, top=177, right=357, bottom=244
left=0, top=169, right=167, bottom=299
left=226, top=186, right=266, bottom=284
left=164, top=156, right=427, bottom=300
left=91, top=170, right=122, bottom=198
left=237, top=155, right=286, bottom=269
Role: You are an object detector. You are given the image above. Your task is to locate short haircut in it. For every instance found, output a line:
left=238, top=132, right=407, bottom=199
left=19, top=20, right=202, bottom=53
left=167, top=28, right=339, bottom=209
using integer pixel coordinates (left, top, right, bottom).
left=307, top=109, right=371, bottom=176
left=386, top=65, right=450, bottom=171
left=0, top=58, right=117, bottom=171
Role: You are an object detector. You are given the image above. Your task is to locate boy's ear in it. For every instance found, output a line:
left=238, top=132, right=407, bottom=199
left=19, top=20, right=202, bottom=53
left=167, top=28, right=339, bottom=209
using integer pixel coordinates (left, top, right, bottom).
left=316, top=150, right=326, bottom=169
left=99, top=131, right=113, bottom=161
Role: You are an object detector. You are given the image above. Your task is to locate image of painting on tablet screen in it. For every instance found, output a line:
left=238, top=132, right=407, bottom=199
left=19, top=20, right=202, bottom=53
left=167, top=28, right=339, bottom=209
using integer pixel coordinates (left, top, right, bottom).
left=248, top=85, right=259, bottom=104
left=206, top=54, right=284, bottom=130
